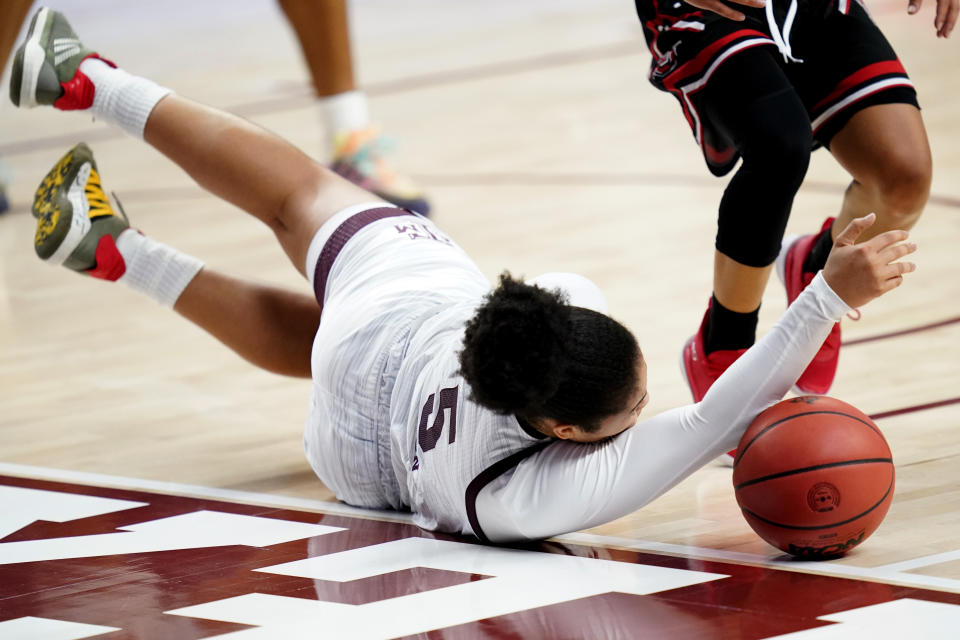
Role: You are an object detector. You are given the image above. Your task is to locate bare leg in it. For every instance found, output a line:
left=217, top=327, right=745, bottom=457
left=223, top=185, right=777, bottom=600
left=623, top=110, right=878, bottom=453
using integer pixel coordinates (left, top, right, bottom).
left=277, top=0, right=355, bottom=97
left=143, top=95, right=381, bottom=275
left=174, top=269, right=321, bottom=378
left=0, top=0, right=35, bottom=210
left=713, top=255, right=774, bottom=313
left=273, top=0, right=430, bottom=215
left=716, top=104, right=929, bottom=313
left=830, top=104, right=931, bottom=240
left=136, top=96, right=382, bottom=374
left=17, top=13, right=383, bottom=377
left=0, top=0, right=33, bottom=71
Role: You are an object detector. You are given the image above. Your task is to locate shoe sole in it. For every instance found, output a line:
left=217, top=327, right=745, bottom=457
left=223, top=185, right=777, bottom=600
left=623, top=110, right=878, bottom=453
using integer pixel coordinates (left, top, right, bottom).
left=34, top=144, right=95, bottom=264
left=36, top=143, right=130, bottom=271
left=12, top=7, right=54, bottom=108
left=41, top=164, right=94, bottom=266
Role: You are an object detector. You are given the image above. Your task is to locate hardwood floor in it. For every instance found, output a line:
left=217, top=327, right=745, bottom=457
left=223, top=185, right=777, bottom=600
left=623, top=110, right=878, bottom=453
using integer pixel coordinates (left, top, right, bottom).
left=1, top=0, right=958, bottom=586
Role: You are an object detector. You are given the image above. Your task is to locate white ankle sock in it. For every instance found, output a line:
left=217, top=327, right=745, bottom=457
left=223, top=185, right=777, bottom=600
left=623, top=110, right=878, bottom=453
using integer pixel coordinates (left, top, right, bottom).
left=115, top=230, right=203, bottom=308
left=321, top=90, right=370, bottom=152
left=79, top=59, right=173, bottom=139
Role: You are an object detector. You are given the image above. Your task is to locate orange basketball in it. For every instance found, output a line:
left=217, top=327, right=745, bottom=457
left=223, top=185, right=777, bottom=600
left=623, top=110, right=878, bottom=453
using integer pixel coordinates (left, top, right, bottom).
left=732, top=396, right=894, bottom=558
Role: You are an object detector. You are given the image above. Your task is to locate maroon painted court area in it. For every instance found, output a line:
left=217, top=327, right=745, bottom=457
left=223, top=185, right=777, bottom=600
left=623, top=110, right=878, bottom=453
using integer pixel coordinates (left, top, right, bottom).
left=2, top=474, right=959, bottom=639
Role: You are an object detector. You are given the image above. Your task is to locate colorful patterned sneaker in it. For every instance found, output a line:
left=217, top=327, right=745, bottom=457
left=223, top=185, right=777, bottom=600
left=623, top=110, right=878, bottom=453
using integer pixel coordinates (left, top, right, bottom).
left=33, top=143, right=130, bottom=280
left=9, top=6, right=114, bottom=109
left=680, top=304, right=747, bottom=466
left=330, top=126, right=430, bottom=216
left=775, top=217, right=840, bottom=395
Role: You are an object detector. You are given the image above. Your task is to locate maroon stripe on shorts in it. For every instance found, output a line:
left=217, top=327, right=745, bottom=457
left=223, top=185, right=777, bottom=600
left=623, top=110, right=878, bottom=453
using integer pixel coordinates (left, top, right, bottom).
left=313, top=207, right=417, bottom=304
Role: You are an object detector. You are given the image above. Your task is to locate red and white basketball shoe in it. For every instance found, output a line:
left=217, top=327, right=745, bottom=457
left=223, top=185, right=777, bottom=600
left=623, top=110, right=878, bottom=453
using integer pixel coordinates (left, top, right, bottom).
left=680, top=304, right=747, bottom=466
left=775, top=218, right=840, bottom=396
left=9, top=7, right=114, bottom=110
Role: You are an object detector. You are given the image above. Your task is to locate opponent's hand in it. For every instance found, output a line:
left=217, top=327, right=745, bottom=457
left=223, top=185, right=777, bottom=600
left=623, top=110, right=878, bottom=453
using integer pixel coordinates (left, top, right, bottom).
left=822, top=213, right=917, bottom=309
left=684, top=0, right=765, bottom=21
left=908, top=0, right=958, bottom=37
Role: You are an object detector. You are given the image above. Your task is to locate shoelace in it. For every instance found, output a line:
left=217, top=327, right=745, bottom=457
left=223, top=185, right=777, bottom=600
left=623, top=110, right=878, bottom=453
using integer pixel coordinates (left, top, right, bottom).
left=85, top=167, right=113, bottom=219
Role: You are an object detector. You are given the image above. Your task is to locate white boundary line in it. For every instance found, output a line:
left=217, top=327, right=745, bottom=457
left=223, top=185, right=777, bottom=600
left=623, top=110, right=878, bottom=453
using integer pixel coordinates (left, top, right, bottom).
left=877, top=549, right=960, bottom=573
left=0, top=462, right=415, bottom=525
left=557, top=532, right=960, bottom=594
left=3, top=462, right=959, bottom=594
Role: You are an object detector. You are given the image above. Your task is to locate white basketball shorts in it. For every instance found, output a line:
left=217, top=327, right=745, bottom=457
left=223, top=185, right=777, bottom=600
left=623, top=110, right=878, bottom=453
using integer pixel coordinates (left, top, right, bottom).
left=301, top=203, right=489, bottom=509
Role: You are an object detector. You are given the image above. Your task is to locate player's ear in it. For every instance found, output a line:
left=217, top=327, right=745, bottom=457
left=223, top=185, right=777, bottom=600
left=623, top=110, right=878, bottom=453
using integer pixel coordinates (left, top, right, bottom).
left=551, top=423, right=579, bottom=440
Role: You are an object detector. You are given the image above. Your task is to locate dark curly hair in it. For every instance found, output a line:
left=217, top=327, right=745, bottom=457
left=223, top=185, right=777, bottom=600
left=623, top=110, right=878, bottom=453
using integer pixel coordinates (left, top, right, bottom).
left=458, top=272, right=640, bottom=432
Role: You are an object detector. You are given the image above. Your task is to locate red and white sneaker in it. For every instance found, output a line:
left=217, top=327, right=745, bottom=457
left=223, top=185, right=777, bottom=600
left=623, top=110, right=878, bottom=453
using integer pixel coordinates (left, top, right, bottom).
left=680, top=304, right=747, bottom=466
left=9, top=7, right=114, bottom=110
left=776, top=217, right=840, bottom=395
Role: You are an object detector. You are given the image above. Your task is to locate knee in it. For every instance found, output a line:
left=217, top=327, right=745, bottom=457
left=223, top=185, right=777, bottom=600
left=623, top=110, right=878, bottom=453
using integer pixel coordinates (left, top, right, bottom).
left=739, top=123, right=812, bottom=191
left=275, top=166, right=328, bottom=233
left=868, top=146, right=932, bottom=222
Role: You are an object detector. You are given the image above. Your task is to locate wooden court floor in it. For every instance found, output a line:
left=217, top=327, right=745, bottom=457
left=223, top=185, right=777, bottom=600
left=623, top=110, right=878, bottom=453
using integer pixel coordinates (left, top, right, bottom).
left=1, top=0, right=960, bottom=637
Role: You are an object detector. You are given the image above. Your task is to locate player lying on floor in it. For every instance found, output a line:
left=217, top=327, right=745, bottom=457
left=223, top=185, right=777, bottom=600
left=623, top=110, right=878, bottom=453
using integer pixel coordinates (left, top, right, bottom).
left=10, top=7, right=917, bottom=542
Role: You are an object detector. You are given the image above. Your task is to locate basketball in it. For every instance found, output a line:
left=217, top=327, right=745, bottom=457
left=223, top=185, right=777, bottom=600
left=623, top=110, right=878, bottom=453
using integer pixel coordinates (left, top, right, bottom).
left=732, top=396, right=894, bottom=558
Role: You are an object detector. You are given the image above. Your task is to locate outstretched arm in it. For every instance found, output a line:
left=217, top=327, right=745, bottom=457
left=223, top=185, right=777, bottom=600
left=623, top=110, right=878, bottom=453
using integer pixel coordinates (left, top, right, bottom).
left=475, top=215, right=916, bottom=542
left=478, top=273, right=848, bottom=541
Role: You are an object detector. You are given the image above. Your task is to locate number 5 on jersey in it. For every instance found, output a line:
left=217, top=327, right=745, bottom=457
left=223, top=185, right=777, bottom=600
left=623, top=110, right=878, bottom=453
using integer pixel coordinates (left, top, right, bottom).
left=418, top=385, right=460, bottom=453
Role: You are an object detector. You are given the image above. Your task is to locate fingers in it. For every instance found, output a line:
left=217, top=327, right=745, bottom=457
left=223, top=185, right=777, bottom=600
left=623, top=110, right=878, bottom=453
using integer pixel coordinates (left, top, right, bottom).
left=881, top=262, right=916, bottom=287
left=707, top=2, right=746, bottom=20
left=936, top=0, right=959, bottom=36
left=861, top=230, right=917, bottom=282
left=684, top=0, right=747, bottom=20
left=875, top=248, right=917, bottom=298
left=880, top=274, right=905, bottom=294
left=870, top=261, right=915, bottom=297
left=894, top=259, right=917, bottom=275
left=833, top=212, right=876, bottom=247
left=910, top=0, right=957, bottom=36
left=877, top=239, right=918, bottom=264
left=881, top=256, right=917, bottom=278
left=863, top=228, right=910, bottom=253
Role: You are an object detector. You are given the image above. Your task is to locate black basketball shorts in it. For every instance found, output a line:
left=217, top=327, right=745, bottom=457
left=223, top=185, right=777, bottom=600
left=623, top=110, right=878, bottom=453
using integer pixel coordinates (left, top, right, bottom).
left=641, top=0, right=919, bottom=175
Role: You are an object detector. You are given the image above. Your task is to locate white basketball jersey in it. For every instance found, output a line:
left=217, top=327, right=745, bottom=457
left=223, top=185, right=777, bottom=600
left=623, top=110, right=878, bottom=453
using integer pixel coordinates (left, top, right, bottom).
left=389, top=274, right=850, bottom=543
left=390, top=301, right=550, bottom=538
